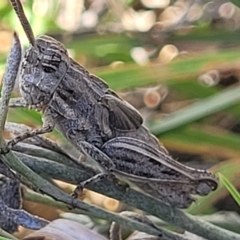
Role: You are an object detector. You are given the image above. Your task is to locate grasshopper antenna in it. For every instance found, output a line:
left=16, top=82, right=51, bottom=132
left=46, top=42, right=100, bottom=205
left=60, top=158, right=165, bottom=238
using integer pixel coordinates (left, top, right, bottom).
left=9, top=0, right=36, bottom=46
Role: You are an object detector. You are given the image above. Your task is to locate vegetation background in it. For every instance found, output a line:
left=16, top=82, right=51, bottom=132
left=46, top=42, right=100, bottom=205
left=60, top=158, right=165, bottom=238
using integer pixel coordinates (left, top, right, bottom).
left=0, top=0, right=240, bottom=239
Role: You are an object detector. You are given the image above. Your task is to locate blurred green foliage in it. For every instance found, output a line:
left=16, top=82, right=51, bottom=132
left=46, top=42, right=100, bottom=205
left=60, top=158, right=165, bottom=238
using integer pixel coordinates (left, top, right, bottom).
left=1, top=0, right=240, bottom=227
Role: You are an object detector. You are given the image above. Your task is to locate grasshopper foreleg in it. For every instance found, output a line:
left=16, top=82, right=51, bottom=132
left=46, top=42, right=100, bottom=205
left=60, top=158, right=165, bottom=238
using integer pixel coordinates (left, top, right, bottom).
left=1, top=110, right=55, bottom=154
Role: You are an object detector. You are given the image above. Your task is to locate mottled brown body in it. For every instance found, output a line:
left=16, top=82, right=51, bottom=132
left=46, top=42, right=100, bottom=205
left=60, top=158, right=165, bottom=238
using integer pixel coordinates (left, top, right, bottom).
left=8, top=0, right=218, bottom=208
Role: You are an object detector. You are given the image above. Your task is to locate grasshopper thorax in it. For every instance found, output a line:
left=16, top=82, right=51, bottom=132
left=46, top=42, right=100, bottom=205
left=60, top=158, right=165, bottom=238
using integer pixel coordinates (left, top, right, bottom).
left=19, top=35, right=70, bottom=111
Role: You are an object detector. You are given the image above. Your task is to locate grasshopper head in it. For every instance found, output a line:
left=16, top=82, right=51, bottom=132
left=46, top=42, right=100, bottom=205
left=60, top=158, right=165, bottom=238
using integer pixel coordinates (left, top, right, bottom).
left=19, top=35, right=70, bottom=110
left=9, top=0, right=70, bottom=111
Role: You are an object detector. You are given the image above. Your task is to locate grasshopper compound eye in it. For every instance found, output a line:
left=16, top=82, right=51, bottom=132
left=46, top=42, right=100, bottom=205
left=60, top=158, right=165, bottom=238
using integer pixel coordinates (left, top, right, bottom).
left=36, top=35, right=69, bottom=74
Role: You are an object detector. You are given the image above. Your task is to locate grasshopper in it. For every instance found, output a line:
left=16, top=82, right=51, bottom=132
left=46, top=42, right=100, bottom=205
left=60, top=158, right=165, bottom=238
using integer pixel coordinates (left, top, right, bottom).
left=5, top=0, right=218, bottom=208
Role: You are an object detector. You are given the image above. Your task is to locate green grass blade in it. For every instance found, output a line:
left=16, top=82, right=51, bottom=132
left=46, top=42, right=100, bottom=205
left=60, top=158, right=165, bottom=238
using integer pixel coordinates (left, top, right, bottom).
left=160, top=125, right=240, bottom=158
left=219, top=173, right=240, bottom=206
left=150, top=85, right=240, bottom=135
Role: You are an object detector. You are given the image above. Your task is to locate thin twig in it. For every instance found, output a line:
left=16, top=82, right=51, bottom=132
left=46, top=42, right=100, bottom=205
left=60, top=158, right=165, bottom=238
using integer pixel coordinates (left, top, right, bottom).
left=13, top=142, right=81, bottom=168
left=23, top=189, right=186, bottom=240
left=0, top=33, right=21, bottom=134
left=13, top=149, right=240, bottom=240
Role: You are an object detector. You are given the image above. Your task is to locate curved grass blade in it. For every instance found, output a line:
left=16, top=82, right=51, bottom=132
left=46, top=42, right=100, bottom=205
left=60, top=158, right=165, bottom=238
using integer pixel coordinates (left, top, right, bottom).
left=150, top=85, right=240, bottom=135
left=219, top=173, right=240, bottom=206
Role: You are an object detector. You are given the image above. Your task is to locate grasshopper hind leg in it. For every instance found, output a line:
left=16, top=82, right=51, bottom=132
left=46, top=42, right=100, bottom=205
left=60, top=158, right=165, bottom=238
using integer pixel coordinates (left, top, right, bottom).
left=70, top=140, right=116, bottom=199
left=101, top=137, right=218, bottom=208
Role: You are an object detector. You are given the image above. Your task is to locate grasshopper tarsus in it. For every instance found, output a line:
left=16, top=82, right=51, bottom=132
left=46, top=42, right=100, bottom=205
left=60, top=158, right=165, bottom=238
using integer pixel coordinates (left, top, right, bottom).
left=71, top=172, right=109, bottom=199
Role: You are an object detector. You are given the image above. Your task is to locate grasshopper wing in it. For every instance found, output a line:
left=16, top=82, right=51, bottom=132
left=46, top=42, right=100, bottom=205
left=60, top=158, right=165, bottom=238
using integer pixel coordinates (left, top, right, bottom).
left=88, top=74, right=143, bottom=131
left=100, top=94, right=143, bottom=131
